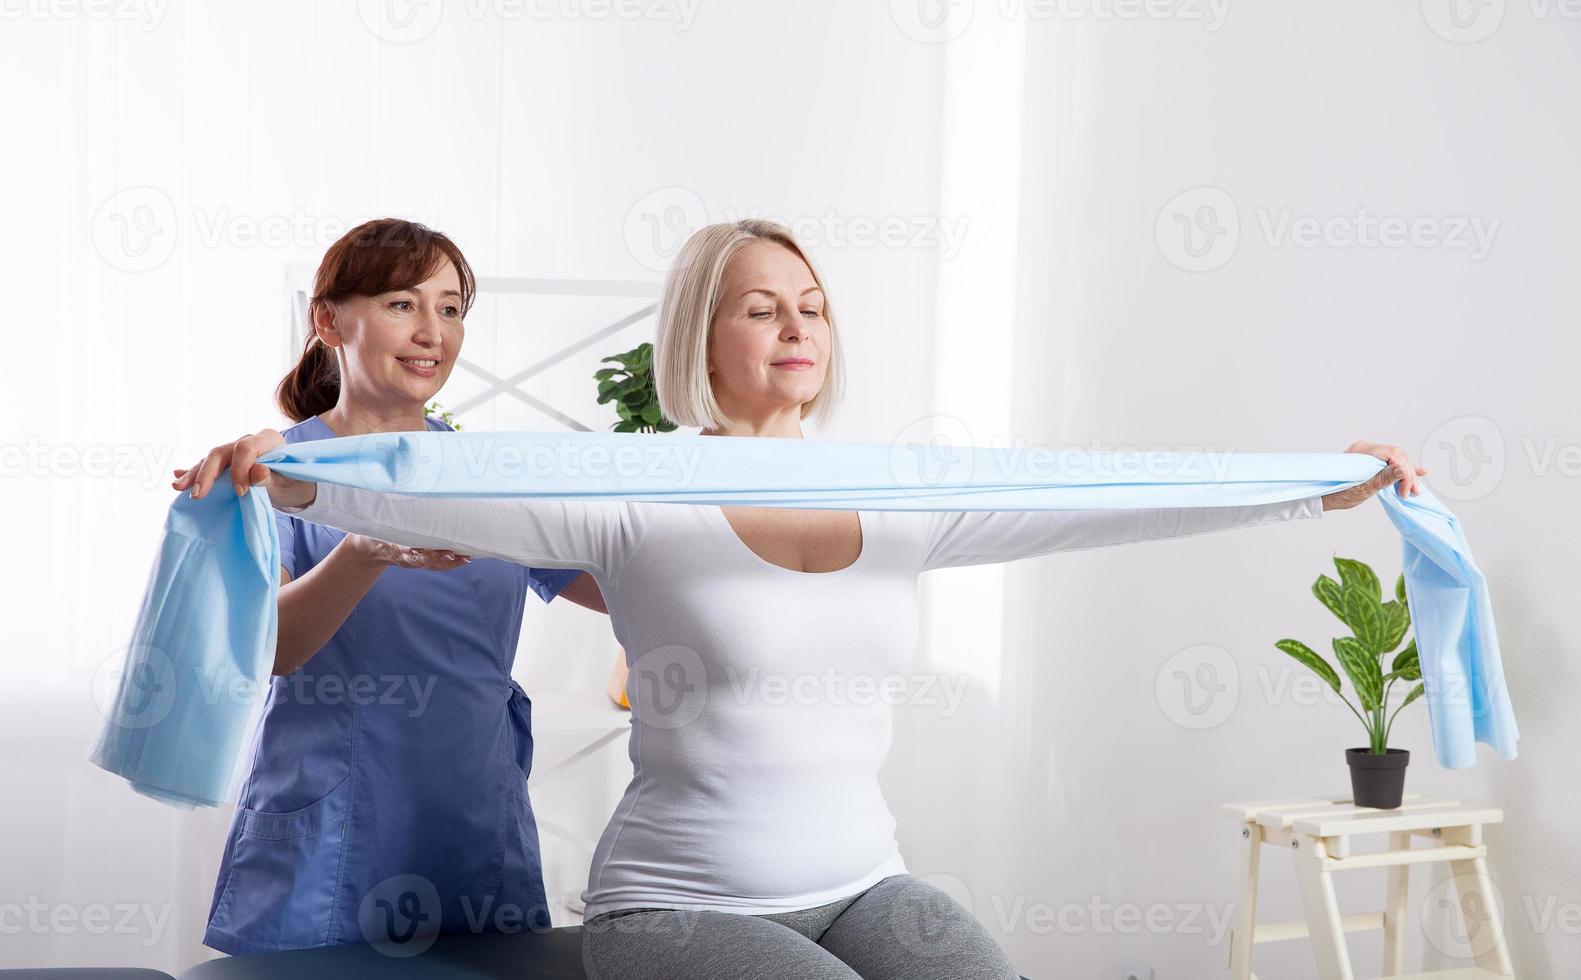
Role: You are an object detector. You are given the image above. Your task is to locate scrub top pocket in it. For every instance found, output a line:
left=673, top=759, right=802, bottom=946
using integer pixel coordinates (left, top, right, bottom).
left=207, top=774, right=352, bottom=951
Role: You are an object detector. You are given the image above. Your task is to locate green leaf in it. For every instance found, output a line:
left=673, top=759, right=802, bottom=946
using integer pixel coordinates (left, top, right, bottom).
left=1391, top=640, right=1420, bottom=680
left=1379, top=600, right=1410, bottom=653
left=1334, top=557, right=1381, bottom=603
left=1313, top=575, right=1348, bottom=626
left=1343, top=587, right=1387, bottom=656
left=1274, top=639, right=1342, bottom=694
left=1395, top=572, right=1407, bottom=605
left=596, top=342, right=663, bottom=433
left=1333, top=636, right=1383, bottom=711
left=1399, top=682, right=1425, bottom=709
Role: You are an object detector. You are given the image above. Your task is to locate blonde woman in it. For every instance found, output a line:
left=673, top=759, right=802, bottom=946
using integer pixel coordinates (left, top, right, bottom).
left=185, top=219, right=1425, bottom=978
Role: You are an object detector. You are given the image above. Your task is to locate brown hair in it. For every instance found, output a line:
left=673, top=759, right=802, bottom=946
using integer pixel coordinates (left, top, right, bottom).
left=276, top=218, right=477, bottom=422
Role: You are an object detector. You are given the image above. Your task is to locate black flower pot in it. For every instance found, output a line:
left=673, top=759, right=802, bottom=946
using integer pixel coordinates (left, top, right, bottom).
left=1347, top=748, right=1410, bottom=809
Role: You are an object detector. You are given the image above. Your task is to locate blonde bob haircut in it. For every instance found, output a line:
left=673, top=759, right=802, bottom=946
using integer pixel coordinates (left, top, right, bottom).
left=654, top=219, right=846, bottom=431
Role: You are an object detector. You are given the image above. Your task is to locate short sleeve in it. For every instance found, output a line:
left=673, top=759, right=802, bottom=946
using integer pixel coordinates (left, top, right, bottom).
left=275, top=511, right=300, bottom=579
left=526, top=567, right=582, bottom=604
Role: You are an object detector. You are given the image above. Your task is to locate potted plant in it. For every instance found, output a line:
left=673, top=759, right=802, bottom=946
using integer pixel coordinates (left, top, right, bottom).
left=594, top=342, right=678, bottom=434
left=593, top=342, right=674, bottom=708
left=1273, top=556, right=1425, bottom=809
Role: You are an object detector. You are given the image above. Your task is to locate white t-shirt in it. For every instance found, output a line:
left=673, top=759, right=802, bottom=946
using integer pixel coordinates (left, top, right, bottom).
left=287, top=484, right=1323, bottom=919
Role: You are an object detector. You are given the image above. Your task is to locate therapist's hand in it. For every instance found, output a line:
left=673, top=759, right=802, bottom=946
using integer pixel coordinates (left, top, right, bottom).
left=346, top=534, right=473, bottom=571
left=171, top=428, right=316, bottom=508
left=1320, top=441, right=1428, bottom=512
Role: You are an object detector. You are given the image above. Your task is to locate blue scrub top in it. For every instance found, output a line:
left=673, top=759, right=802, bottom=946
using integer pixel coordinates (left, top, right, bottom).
left=204, top=415, right=580, bottom=955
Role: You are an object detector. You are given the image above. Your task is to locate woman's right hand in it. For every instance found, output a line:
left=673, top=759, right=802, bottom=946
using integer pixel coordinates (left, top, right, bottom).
left=171, top=429, right=316, bottom=508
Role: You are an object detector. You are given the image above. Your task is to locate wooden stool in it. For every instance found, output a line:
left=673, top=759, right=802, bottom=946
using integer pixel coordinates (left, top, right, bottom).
left=1221, top=794, right=1515, bottom=980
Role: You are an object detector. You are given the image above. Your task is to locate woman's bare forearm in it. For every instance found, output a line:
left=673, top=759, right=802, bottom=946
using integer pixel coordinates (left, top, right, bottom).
left=557, top=572, right=609, bottom=614
left=274, top=537, right=385, bottom=675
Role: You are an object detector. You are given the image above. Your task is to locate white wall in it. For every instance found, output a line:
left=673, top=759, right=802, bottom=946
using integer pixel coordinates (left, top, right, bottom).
left=891, top=3, right=1579, bottom=978
left=2, top=1, right=1575, bottom=976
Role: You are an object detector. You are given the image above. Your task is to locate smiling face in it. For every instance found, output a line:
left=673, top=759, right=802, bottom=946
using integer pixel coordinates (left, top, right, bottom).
left=706, top=241, right=830, bottom=425
left=314, top=259, right=464, bottom=413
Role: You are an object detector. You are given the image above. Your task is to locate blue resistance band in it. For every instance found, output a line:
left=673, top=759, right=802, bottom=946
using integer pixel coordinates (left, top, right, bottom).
left=91, top=431, right=1519, bottom=807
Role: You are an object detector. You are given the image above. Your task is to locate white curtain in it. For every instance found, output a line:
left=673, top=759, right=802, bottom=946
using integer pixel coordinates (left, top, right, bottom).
left=2, top=1, right=948, bottom=972
left=893, top=5, right=1578, bottom=977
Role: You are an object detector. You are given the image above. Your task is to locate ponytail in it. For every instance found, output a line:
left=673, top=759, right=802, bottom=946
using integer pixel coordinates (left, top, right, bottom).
left=275, top=326, right=341, bottom=423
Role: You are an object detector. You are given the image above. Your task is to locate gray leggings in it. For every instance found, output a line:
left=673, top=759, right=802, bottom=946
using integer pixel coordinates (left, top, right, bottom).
left=581, top=873, right=1018, bottom=980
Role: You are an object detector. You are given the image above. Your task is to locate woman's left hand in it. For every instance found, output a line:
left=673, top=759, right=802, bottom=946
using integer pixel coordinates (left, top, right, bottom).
left=1321, top=441, right=1428, bottom=512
